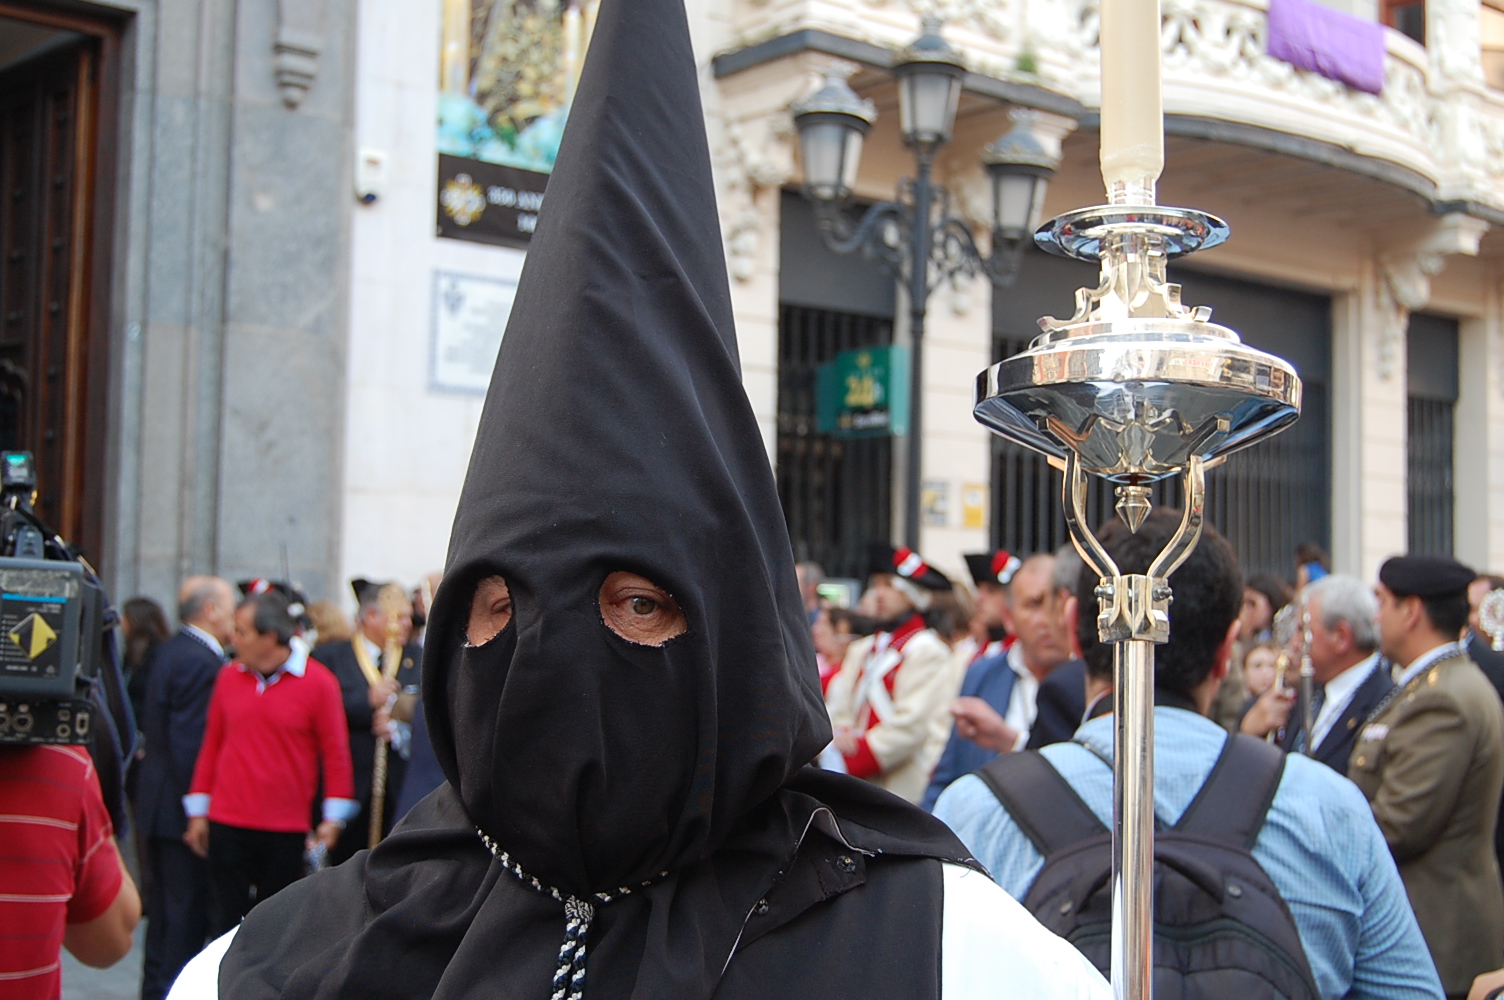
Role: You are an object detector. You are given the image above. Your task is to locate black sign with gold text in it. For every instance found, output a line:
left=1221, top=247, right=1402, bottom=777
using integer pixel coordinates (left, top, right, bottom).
left=436, top=155, right=548, bottom=249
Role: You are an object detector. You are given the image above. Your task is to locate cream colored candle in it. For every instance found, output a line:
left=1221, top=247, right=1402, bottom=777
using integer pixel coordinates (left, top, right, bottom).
left=1099, top=0, right=1165, bottom=204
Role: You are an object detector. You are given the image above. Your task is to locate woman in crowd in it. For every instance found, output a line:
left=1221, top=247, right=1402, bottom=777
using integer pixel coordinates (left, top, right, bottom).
left=121, top=596, right=170, bottom=731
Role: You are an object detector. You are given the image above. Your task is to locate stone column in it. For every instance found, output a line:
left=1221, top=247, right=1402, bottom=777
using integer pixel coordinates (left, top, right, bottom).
left=117, top=0, right=357, bottom=603
left=1454, top=266, right=1504, bottom=570
left=914, top=275, right=994, bottom=580
left=1332, top=216, right=1489, bottom=579
left=1330, top=265, right=1408, bottom=580
left=211, top=0, right=356, bottom=601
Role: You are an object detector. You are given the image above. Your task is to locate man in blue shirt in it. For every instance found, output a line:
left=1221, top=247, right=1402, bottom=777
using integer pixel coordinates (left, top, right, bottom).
left=936, top=509, right=1443, bottom=1000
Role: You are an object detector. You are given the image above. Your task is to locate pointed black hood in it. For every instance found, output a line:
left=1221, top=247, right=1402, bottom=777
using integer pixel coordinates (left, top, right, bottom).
left=420, top=0, right=828, bottom=899
left=217, top=2, right=978, bottom=996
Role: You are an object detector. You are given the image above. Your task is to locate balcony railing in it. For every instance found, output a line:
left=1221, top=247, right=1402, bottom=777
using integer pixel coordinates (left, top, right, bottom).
left=727, top=0, right=1504, bottom=218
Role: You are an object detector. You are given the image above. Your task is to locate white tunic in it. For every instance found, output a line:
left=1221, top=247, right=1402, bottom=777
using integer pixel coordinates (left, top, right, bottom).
left=169, top=864, right=1110, bottom=999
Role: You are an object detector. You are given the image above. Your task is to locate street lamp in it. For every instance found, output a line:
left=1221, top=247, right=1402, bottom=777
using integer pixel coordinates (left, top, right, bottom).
left=893, top=19, right=966, bottom=149
left=791, top=20, right=1061, bottom=550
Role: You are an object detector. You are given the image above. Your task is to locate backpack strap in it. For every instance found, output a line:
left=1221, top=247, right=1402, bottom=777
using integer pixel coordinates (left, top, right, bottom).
left=1173, top=733, right=1286, bottom=849
left=976, top=751, right=1107, bottom=856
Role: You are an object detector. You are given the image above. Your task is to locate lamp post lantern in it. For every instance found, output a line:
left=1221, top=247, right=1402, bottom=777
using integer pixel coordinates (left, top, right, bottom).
left=791, top=23, right=1061, bottom=550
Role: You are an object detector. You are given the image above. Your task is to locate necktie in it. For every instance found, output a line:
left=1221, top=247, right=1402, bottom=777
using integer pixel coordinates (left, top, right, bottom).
left=1295, top=687, right=1326, bottom=753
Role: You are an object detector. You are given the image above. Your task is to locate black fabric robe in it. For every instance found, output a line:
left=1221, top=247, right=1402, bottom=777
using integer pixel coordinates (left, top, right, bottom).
left=217, top=0, right=982, bottom=995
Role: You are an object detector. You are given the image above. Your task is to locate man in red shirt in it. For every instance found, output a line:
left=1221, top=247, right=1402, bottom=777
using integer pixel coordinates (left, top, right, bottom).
left=0, top=743, right=142, bottom=998
left=183, top=590, right=355, bottom=936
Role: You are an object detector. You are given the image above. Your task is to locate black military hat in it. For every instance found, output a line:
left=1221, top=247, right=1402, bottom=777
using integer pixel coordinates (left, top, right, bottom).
left=964, top=550, right=1023, bottom=589
left=868, top=543, right=952, bottom=592
left=351, top=578, right=394, bottom=606
left=1378, top=555, right=1476, bottom=598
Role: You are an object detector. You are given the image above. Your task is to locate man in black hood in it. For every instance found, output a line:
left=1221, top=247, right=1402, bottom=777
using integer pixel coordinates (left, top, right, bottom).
left=165, top=0, right=1109, bottom=996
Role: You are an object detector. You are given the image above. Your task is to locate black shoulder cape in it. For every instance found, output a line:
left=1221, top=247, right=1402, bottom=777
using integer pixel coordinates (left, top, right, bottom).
left=222, top=771, right=978, bottom=999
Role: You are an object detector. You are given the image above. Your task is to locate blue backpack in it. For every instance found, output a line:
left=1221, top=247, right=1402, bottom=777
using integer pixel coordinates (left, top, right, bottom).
left=977, top=734, right=1321, bottom=1000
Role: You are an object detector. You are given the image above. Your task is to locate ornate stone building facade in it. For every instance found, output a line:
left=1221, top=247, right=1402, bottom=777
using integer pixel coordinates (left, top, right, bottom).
left=1, top=0, right=1500, bottom=608
left=706, top=0, right=1504, bottom=582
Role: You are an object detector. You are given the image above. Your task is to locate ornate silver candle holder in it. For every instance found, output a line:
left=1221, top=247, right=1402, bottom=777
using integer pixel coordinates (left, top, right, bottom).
left=1481, top=588, right=1504, bottom=652
left=974, top=203, right=1301, bottom=999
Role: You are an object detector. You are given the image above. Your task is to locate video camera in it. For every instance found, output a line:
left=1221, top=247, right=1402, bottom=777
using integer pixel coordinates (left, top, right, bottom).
left=0, top=452, right=103, bottom=745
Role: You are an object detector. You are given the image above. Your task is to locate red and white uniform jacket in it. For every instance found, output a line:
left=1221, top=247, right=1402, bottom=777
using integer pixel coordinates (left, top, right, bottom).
left=824, top=614, right=960, bottom=804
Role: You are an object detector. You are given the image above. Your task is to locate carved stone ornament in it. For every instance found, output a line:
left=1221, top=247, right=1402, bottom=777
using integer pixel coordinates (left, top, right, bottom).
left=716, top=113, right=793, bottom=282
left=275, top=0, right=325, bottom=109
left=1376, top=214, right=1490, bottom=380
left=905, top=0, right=1014, bottom=45
left=1427, top=0, right=1484, bottom=84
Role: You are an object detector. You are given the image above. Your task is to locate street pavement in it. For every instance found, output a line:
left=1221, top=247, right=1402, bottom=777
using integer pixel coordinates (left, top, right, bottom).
left=62, top=923, right=143, bottom=1000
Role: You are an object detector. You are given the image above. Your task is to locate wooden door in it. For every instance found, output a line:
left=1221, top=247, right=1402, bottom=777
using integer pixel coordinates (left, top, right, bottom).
left=0, top=37, right=99, bottom=551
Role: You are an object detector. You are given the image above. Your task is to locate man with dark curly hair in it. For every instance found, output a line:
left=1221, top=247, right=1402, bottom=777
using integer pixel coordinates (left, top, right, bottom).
left=936, top=509, right=1442, bottom=999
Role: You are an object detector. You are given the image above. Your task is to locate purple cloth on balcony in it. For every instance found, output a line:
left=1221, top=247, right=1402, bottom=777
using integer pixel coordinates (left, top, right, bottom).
left=1267, top=0, right=1385, bottom=95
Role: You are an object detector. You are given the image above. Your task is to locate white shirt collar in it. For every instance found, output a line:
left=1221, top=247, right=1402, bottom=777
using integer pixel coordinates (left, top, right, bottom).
left=1310, top=652, right=1380, bottom=749
left=1394, top=640, right=1463, bottom=689
left=235, top=635, right=309, bottom=691
left=361, top=633, right=381, bottom=662
left=285, top=635, right=310, bottom=676
left=183, top=623, right=224, bottom=659
left=1007, top=641, right=1033, bottom=681
left=1004, top=643, right=1042, bottom=749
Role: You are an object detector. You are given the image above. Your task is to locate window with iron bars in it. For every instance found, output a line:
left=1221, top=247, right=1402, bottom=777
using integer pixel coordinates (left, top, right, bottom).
left=776, top=305, right=894, bottom=581
left=1406, top=313, right=1458, bottom=557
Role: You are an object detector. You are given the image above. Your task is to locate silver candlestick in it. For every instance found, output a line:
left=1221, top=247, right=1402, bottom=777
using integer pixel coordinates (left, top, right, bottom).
left=974, top=202, right=1301, bottom=999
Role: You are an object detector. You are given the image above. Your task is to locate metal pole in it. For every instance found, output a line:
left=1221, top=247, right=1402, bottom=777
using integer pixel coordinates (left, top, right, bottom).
left=1112, top=636, right=1155, bottom=1000
left=1299, top=607, right=1315, bottom=756
left=904, top=150, right=934, bottom=551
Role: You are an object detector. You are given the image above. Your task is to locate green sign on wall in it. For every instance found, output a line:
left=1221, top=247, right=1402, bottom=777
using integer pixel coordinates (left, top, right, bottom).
left=816, top=345, right=910, bottom=438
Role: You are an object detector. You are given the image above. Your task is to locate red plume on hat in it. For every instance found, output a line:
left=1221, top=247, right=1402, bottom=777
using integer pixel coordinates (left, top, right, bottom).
left=869, top=543, right=952, bottom=591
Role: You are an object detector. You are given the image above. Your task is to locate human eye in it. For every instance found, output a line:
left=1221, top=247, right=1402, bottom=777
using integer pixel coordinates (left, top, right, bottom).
left=466, top=575, right=512, bottom=646
left=600, top=572, right=687, bottom=646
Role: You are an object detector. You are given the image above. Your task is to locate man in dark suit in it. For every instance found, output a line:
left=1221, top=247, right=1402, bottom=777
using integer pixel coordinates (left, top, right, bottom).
left=134, top=575, right=236, bottom=1000
left=1027, top=546, right=1088, bottom=748
left=921, top=549, right=1078, bottom=810
left=1240, top=574, right=1392, bottom=772
left=311, top=579, right=421, bottom=864
left=1284, top=574, right=1392, bottom=769
left=1030, top=658, right=1088, bottom=747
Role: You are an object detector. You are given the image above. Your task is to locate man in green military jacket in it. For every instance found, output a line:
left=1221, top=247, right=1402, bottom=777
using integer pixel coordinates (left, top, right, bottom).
left=1350, top=555, right=1504, bottom=998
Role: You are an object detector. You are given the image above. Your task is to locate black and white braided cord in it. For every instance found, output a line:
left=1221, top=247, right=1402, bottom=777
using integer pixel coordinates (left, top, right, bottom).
left=477, top=829, right=667, bottom=1000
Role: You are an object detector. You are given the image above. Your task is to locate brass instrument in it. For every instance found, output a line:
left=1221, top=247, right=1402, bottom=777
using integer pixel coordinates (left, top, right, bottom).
left=1267, top=604, right=1298, bottom=744
left=368, top=584, right=408, bottom=849
left=1298, top=605, right=1315, bottom=756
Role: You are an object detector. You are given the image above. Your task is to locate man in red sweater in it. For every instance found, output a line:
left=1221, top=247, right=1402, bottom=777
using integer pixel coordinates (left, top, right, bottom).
left=183, top=590, right=355, bottom=936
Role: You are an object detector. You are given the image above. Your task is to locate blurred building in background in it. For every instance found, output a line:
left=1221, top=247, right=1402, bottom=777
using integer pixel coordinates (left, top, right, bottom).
left=1, top=0, right=1501, bottom=608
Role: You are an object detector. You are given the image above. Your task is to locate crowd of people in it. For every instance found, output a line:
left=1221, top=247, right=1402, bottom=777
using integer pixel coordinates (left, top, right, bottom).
left=800, top=532, right=1504, bottom=999
left=17, top=524, right=1504, bottom=1000
left=10, top=0, right=1504, bottom=993
left=0, top=570, right=450, bottom=1000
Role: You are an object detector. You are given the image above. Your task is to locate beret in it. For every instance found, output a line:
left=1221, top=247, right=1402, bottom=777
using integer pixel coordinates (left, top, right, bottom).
left=1378, top=555, right=1475, bottom=599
